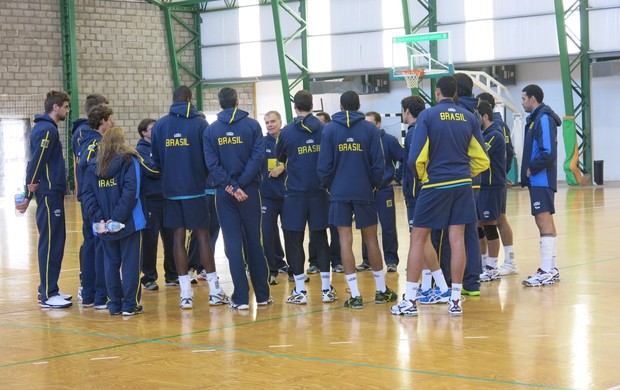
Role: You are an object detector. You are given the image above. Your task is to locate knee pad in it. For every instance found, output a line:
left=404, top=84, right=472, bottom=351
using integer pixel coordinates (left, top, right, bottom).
left=483, top=225, right=499, bottom=241
left=477, top=227, right=485, bottom=239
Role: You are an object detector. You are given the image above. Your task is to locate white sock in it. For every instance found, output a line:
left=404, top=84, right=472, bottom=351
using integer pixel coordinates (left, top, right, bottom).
left=320, top=272, right=331, bottom=291
left=487, top=257, right=498, bottom=269
left=178, top=274, right=191, bottom=297
left=405, top=281, right=419, bottom=301
left=504, top=245, right=515, bottom=264
left=345, top=273, right=361, bottom=297
left=294, top=274, right=307, bottom=293
left=421, top=269, right=432, bottom=291
left=540, top=236, right=554, bottom=272
left=551, top=238, right=557, bottom=269
left=431, top=269, right=449, bottom=293
left=373, top=270, right=387, bottom=293
left=451, top=283, right=462, bottom=301
left=481, top=252, right=488, bottom=269
left=206, top=272, right=221, bottom=293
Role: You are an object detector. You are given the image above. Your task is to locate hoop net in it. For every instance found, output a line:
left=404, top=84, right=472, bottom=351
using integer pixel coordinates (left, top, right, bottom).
left=402, top=69, right=425, bottom=89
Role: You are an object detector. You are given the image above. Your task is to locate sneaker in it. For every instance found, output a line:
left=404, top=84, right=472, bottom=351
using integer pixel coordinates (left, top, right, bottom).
left=94, top=304, right=108, bottom=310
left=286, top=289, right=308, bottom=305
left=278, top=265, right=289, bottom=274
left=322, top=286, right=338, bottom=302
left=230, top=301, right=250, bottom=310
left=522, top=268, right=555, bottom=287
left=257, top=297, right=274, bottom=306
left=448, top=298, right=463, bottom=316
left=269, top=275, right=278, bottom=285
left=375, top=286, right=398, bottom=304
left=288, top=274, right=310, bottom=283
left=479, top=266, right=501, bottom=282
left=143, top=281, right=159, bottom=291
left=209, top=291, right=231, bottom=306
left=355, top=263, right=372, bottom=272
left=551, top=267, right=560, bottom=282
left=165, top=279, right=179, bottom=287
left=498, top=262, right=520, bottom=276
left=122, top=305, right=144, bottom=316
left=40, top=295, right=73, bottom=309
left=37, top=291, right=73, bottom=303
left=306, top=265, right=319, bottom=274
left=77, top=286, right=83, bottom=302
left=188, top=269, right=198, bottom=285
left=332, top=264, right=344, bottom=273
left=415, top=286, right=439, bottom=300
left=391, top=296, right=418, bottom=316
left=82, top=302, right=94, bottom=307
left=418, top=289, right=450, bottom=305
left=180, top=296, right=193, bottom=309
left=461, top=287, right=480, bottom=296
left=386, top=264, right=398, bottom=273
left=197, top=269, right=208, bottom=281
left=344, top=294, right=363, bottom=309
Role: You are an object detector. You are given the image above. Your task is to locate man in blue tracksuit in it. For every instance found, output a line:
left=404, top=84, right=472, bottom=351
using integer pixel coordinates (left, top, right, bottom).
left=391, top=76, right=489, bottom=317
left=203, top=87, right=271, bottom=309
left=71, top=93, right=108, bottom=302
left=317, top=90, right=397, bottom=309
left=276, top=90, right=336, bottom=305
left=17, top=91, right=72, bottom=309
left=151, top=85, right=228, bottom=309
left=357, top=111, right=403, bottom=273
left=520, top=84, right=562, bottom=287
left=136, top=118, right=177, bottom=290
left=261, top=110, right=287, bottom=284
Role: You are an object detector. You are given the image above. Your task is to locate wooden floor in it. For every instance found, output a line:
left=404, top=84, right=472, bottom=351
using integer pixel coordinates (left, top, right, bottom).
left=1, top=185, right=619, bottom=389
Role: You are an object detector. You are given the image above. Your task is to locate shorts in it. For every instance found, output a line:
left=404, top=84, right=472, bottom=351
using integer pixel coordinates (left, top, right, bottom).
left=164, top=196, right=210, bottom=229
left=528, top=186, right=555, bottom=215
left=282, top=193, right=329, bottom=232
left=476, top=188, right=504, bottom=222
left=329, top=201, right=377, bottom=229
left=413, top=185, right=476, bottom=229
left=501, top=188, right=507, bottom=214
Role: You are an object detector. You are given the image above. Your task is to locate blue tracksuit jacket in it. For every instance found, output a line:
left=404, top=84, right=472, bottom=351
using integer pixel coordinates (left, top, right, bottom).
left=26, top=113, right=67, bottom=198
left=378, top=129, right=404, bottom=189
left=492, top=112, right=515, bottom=173
left=261, top=133, right=285, bottom=199
left=480, top=122, right=506, bottom=189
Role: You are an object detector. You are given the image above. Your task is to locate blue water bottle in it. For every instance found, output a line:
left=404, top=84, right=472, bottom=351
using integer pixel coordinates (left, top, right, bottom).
left=14, top=190, right=25, bottom=217
left=105, top=221, right=125, bottom=233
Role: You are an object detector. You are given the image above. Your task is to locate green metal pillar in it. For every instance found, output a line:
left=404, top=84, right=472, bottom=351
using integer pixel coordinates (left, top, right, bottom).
left=271, top=0, right=309, bottom=123
left=163, top=7, right=181, bottom=88
left=553, top=0, right=592, bottom=185
left=194, top=11, right=204, bottom=110
left=60, top=0, right=79, bottom=192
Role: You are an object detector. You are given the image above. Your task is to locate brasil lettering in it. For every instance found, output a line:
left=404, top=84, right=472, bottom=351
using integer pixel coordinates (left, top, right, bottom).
left=218, top=136, right=243, bottom=145
left=439, top=112, right=467, bottom=122
left=338, top=143, right=362, bottom=152
left=166, top=138, right=190, bottom=147
left=298, top=144, right=320, bottom=155
left=98, top=178, right=117, bottom=188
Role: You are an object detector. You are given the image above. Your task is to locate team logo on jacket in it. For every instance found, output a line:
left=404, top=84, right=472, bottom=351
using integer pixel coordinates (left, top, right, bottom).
left=306, top=139, right=315, bottom=144
left=483, top=210, right=490, bottom=219
left=54, top=209, right=62, bottom=217
left=339, top=137, right=362, bottom=152
left=346, top=137, right=354, bottom=142
left=226, top=132, right=234, bottom=136
left=533, top=201, right=541, bottom=210
left=41, top=139, right=49, bottom=148
left=174, top=132, right=182, bottom=137
left=261, top=206, right=267, bottom=213
left=266, top=148, right=271, bottom=153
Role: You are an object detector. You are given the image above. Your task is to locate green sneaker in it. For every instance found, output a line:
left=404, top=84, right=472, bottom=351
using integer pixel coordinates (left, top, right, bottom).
left=375, top=286, right=398, bottom=303
left=461, top=287, right=480, bottom=296
left=344, top=295, right=363, bottom=309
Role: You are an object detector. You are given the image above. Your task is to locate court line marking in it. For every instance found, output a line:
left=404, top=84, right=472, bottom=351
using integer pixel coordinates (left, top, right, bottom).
left=191, top=349, right=216, bottom=353
left=464, top=336, right=489, bottom=339
left=268, top=344, right=293, bottom=348
left=32, top=362, right=48, bottom=365
left=329, top=341, right=352, bottom=344
left=90, top=356, right=118, bottom=361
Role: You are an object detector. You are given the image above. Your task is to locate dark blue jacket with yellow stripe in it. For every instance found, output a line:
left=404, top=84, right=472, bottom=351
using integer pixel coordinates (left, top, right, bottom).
left=480, top=122, right=506, bottom=189
left=409, top=99, right=489, bottom=189
left=401, top=123, right=420, bottom=206
left=25, top=113, right=67, bottom=198
left=72, top=121, right=102, bottom=202
left=260, top=133, right=285, bottom=200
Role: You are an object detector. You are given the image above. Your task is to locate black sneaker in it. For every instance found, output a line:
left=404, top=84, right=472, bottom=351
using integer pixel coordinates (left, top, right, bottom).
left=344, top=295, right=363, bottom=309
left=355, top=263, right=372, bottom=272
left=143, top=281, right=159, bottom=291
left=375, top=286, right=398, bottom=303
left=122, top=305, right=144, bottom=316
left=269, top=275, right=278, bottom=285
left=165, top=279, right=179, bottom=287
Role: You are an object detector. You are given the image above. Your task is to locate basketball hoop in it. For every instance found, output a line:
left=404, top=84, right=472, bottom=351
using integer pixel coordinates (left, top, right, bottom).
left=402, top=69, right=425, bottom=89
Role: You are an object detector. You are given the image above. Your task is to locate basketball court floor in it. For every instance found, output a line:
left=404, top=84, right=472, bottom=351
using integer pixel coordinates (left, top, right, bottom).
left=0, top=185, right=618, bottom=389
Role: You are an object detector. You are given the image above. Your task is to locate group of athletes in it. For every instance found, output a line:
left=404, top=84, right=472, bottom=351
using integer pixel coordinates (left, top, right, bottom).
left=18, top=71, right=561, bottom=317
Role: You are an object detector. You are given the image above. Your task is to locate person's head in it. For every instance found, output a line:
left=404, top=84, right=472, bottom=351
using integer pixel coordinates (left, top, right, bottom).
left=435, top=76, right=457, bottom=101
left=454, top=73, right=473, bottom=97
left=138, top=118, right=156, bottom=141
left=96, top=127, right=138, bottom=177
left=477, top=101, right=494, bottom=130
left=173, top=85, right=192, bottom=103
left=400, top=95, right=426, bottom=125
left=365, top=111, right=381, bottom=129
left=521, top=84, right=544, bottom=113
left=316, top=112, right=331, bottom=124
left=88, top=104, right=114, bottom=133
left=264, top=110, right=282, bottom=137
left=293, top=90, right=313, bottom=113
left=44, top=90, right=71, bottom=122
left=476, top=92, right=495, bottom=108
left=84, top=94, right=109, bottom=115
left=218, top=87, right=238, bottom=109
left=340, top=90, right=360, bottom=111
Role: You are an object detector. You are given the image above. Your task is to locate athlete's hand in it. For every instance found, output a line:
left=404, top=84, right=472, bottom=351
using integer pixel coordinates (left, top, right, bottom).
left=225, top=185, right=235, bottom=195
left=269, top=164, right=285, bottom=178
left=233, top=188, right=248, bottom=202
left=15, top=198, right=30, bottom=213
left=27, top=183, right=39, bottom=193
left=526, top=168, right=531, bottom=177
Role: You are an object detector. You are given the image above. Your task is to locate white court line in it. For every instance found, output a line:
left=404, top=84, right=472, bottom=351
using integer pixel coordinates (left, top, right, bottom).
left=528, top=335, right=548, bottom=338
left=464, top=336, right=490, bottom=339
left=192, top=349, right=216, bottom=353
left=0, top=268, right=80, bottom=280
left=268, top=344, right=293, bottom=348
left=32, top=362, right=48, bottom=365
left=602, top=333, right=620, bottom=336
left=329, top=341, right=352, bottom=345
left=605, top=386, right=620, bottom=390
left=90, top=356, right=119, bottom=361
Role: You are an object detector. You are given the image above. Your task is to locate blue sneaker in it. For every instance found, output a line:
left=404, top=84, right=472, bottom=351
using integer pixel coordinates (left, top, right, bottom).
left=418, top=289, right=450, bottom=305
left=415, top=286, right=439, bottom=300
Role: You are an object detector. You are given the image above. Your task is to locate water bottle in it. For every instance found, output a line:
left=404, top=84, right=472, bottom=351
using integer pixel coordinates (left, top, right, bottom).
left=92, top=222, right=106, bottom=234
left=14, top=191, right=25, bottom=217
left=105, top=221, right=125, bottom=233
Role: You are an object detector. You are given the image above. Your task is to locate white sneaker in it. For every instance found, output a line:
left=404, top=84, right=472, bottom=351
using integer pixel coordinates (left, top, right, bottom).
left=286, top=289, right=308, bottom=305
left=551, top=267, right=560, bottom=282
left=230, top=301, right=250, bottom=310
left=257, top=297, right=274, bottom=306
left=180, top=297, right=193, bottom=309
left=390, top=295, right=418, bottom=316
left=447, top=298, right=463, bottom=316
left=188, top=269, right=198, bottom=285
left=522, top=268, right=555, bottom=287
left=77, top=286, right=83, bottom=302
left=498, top=262, right=519, bottom=276
left=479, top=266, right=501, bottom=282
left=322, top=286, right=338, bottom=303
left=209, top=291, right=231, bottom=306
left=38, top=291, right=73, bottom=303
left=40, top=295, right=73, bottom=309
left=197, top=269, right=208, bottom=281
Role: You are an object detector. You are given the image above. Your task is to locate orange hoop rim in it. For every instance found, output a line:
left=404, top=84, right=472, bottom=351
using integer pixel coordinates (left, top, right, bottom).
left=402, top=68, right=425, bottom=78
